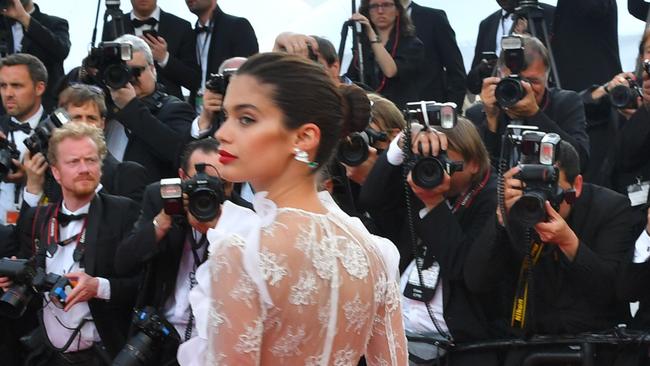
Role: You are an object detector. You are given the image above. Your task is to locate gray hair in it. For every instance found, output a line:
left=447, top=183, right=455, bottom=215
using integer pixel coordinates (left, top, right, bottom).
left=497, top=34, right=551, bottom=83
left=114, top=34, right=154, bottom=66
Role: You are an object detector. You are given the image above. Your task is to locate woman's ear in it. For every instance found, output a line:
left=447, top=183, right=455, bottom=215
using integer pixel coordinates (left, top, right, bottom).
left=292, top=123, right=321, bottom=156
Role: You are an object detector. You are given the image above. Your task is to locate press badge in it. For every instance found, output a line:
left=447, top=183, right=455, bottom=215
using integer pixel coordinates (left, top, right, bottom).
left=627, top=180, right=650, bottom=207
left=404, top=261, right=440, bottom=303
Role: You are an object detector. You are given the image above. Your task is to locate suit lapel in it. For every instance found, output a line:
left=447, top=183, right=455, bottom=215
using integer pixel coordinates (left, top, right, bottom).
left=83, top=194, right=103, bottom=275
left=157, top=10, right=170, bottom=40
left=486, top=11, right=501, bottom=52
left=206, top=6, right=225, bottom=75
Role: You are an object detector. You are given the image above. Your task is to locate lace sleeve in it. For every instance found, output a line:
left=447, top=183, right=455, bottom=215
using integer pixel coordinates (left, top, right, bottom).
left=206, top=234, right=265, bottom=366
left=365, top=278, right=408, bottom=365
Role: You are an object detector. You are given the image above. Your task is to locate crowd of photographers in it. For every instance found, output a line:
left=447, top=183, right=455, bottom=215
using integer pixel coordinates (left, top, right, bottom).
left=0, top=0, right=649, bottom=365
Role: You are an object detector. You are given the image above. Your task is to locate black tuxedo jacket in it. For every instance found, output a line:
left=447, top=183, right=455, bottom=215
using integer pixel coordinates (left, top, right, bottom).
left=410, top=3, right=466, bottom=109
left=6, top=193, right=141, bottom=357
left=466, top=183, right=640, bottom=335
left=188, top=6, right=258, bottom=106
left=114, top=91, right=194, bottom=183
left=0, top=4, right=70, bottom=111
left=612, top=106, right=650, bottom=194
left=102, top=9, right=200, bottom=99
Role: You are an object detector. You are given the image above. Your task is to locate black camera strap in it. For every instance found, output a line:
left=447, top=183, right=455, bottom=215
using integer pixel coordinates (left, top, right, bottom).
left=184, top=231, right=208, bottom=342
left=510, top=229, right=544, bottom=329
left=46, top=204, right=89, bottom=265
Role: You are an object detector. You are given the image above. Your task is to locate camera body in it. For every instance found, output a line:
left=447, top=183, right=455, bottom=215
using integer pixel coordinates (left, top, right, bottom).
left=160, top=164, right=225, bottom=222
left=23, top=108, right=70, bottom=158
left=403, top=101, right=463, bottom=189
left=0, top=258, right=73, bottom=318
left=86, top=42, right=136, bottom=89
left=113, top=306, right=180, bottom=366
left=337, top=128, right=388, bottom=166
left=495, top=36, right=527, bottom=108
left=0, top=138, right=20, bottom=181
left=510, top=131, right=563, bottom=226
left=205, top=68, right=237, bottom=95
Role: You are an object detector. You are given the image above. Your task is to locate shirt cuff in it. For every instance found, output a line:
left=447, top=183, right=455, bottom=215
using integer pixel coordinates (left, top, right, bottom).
left=418, top=207, right=431, bottom=219
left=22, top=187, right=42, bottom=207
left=633, top=229, right=650, bottom=263
left=96, top=277, right=111, bottom=300
left=158, top=52, right=170, bottom=68
left=386, top=133, right=405, bottom=166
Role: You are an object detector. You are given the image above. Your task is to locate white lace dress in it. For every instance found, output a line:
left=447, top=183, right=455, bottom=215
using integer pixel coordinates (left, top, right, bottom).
left=177, top=192, right=407, bottom=365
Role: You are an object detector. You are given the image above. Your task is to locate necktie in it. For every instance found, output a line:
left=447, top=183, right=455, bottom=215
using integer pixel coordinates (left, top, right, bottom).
left=131, top=17, right=158, bottom=28
left=7, top=121, right=31, bottom=134
left=195, top=25, right=209, bottom=34
left=57, top=212, right=87, bottom=228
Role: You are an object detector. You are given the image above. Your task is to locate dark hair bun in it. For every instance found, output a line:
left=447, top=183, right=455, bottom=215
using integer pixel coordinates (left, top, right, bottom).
left=339, top=84, right=370, bottom=137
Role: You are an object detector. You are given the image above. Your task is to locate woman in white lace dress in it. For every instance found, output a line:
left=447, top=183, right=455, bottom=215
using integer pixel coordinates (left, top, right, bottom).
left=177, top=53, right=407, bottom=365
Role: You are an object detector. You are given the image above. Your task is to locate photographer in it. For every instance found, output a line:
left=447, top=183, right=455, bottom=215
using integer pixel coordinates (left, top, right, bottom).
left=468, top=34, right=589, bottom=170
left=114, top=139, right=249, bottom=365
left=0, top=0, right=70, bottom=110
left=466, top=141, right=640, bottom=365
left=360, top=115, right=498, bottom=364
left=344, top=0, right=425, bottom=108
left=108, top=34, right=195, bottom=183
left=0, top=123, right=141, bottom=365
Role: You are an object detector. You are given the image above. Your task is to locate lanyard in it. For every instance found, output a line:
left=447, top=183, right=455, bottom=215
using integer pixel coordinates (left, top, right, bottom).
left=46, top=205, right=89, bottom=264
left=185, top=231, right=208, bottom=341
left=196, top=21, right=212, bottom=73
left=451, top=167, right=491, bottom=214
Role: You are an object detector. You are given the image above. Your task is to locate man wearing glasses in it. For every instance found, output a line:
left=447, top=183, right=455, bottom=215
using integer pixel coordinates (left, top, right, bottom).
left=107, top=34, right=195, bottom=184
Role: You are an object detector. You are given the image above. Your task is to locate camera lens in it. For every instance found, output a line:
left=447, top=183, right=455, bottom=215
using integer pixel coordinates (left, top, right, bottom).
left=113, top=332, right=157, bottom=366
left=337, top=134, right=369, bottom=167
left=0, top=149, right=13, bottom=180
left=188, top=188, right=220, bottom=222
left=0, top=284, right=33, bottom=319
left=495, top=77, right=525, bottom=108
left=412, top=157, right=444, bottom=189
left=104, top=64, right=131, bottom=89
left=609, top=85, right=636, bottom=109
left=510, top=192, right=547, bottom=227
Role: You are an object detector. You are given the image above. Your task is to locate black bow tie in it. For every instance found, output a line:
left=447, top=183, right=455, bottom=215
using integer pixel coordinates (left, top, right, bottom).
left=131, top=17, right=158, bottom=28
left=195, top=25, right=209, bottom=34
left=58, top=212, right=87, bottom=227
left=7, top=121, right=31, bottom=134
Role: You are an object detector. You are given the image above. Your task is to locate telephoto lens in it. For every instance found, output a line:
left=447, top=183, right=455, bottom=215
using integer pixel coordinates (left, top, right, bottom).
left=495, top=77, right=525, bottom=108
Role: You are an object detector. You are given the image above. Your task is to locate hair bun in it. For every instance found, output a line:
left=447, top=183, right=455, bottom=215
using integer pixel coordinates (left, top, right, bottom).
left=339, top=84, right=370, bottom=137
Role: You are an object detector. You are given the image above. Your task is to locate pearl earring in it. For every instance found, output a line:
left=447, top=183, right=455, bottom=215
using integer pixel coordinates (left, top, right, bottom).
left=293, top=148, right=318, bottom=169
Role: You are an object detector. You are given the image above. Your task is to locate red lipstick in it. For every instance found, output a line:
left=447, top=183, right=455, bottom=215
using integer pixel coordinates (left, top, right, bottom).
left=218, top=149, right=238, bottom=165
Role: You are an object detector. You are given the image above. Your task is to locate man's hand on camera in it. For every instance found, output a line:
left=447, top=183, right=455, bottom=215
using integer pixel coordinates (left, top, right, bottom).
left=480, top=77, right=501, bottom=132
left=535, top=201, right=579, bottom=261
left=186, top=209, right=220, bottom=235
left=153, top=209, right=173, bottom=242
left=5, top=158, right=24, bottom=184
left=408, top=171, right=450, bottom=211
left=0, top=256, right=16, bottom=291
left=198, top=89, right=223, bottom=131
left=344, top=146, right=378, bottom=185
left=411, top=127, right=448, bottom=157
left=504, top=81, right=539, bottom=119
left=594, top=72, right=635, bottom=101
left=2, top=0, right=30, bottom=28
left=142, top=34, right=169, bottom=64
left=63, top=272, right=98, bottom=311
left=23, top=151, right=47, bottom=195
left=273, top=32, right=319, bottom=59
left=496, top=167, right=524, bottom=226
left=109, top=83, right=137, bottom=109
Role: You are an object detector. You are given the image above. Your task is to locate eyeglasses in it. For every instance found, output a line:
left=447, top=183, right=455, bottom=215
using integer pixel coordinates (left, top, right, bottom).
left=68, top=83, right=106, bottom=98
left=368, top=2, right=396, bottom=11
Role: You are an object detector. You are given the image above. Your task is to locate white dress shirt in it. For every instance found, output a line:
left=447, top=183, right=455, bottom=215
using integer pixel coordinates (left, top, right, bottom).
left=400, top=260, right=449, bottom=335
left=634, top=229, right=650, bottom=263
left=104, top=119, right=129, bottom=162
left=195, top=19, right=213, bottom=114
left=0, top=106, right=44, bottom=224
left=163, top=229, right=206, bottom=339
left=496, top=10, right=515, bottom=56
left=42, top=200, right=111, bottom=352
left=10, top=6, right=35, bottom=53
left=129, top=7, right=170, bottom=67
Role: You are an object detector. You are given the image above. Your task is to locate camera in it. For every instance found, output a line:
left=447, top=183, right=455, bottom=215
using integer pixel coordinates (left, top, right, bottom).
left=609, top=78, right=642, bottom=109
left=495, top=36, right=527, bottom=108
left=85, top=42, right=137, bottom=89
left=23, top=108, right=70, bottom=157
left=205, top=68, right=237, bottom=95
left=509, top=131, right=564, bottom=226
left=113, top=306, right=180, bottom=366
left=160, top=163, right=225, bottom=222
left=0, top=138, right=19, bottom=181
left=0, top=258, right=73, bottom=318
left=403, top=101, right=463, bottom=189
left=337, top=128, right=388, bottom=166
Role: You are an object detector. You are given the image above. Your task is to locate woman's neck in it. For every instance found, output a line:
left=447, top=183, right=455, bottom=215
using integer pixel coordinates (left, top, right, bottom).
left=254, top=172, right=326, bottom=214
left=377, top=26, right=394, bottom=44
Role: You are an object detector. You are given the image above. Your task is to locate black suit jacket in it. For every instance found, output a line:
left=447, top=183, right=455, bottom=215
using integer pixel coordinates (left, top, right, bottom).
left=0, top=4, right=70, bottom=111
left=114, top=90, right=194, bottom=183
left=466, top=183, right=640, bottom=335
left=188, top=6, right=258, bottom=106
left=629, top=0, right=650, bottom=21
left=6, top=193, right=141, bottom=357
left=410, top=3, right=466, bottom=109
left=102, top=9, right=200, bottom=100
left=612, top=105, right=650, bottom=194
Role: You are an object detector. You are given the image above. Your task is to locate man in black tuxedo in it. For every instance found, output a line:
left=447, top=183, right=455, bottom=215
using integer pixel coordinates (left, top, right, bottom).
left=102, top=0, right=200, bottom=100
left=0, top=122, right=141, bottom=365
left=108, top=34, right=195, bottom=184
left=185, top=0, right=258, bottom=112
left=467, top=0, right=555, bottom=94
left=116, top=138, right=250, bottom=365
left=465, top=141, right=640, bottom=365
left=0, top=0, right=70, bottom=111
left=401, top=0, right=466, bottom=109
left=21, top=84, right=148, bottom=207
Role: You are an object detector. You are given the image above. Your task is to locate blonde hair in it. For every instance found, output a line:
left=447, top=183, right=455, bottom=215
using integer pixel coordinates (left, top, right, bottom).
left=368, top=93, right=406, bottom=132
left=47, top=123, right=107, bottom=165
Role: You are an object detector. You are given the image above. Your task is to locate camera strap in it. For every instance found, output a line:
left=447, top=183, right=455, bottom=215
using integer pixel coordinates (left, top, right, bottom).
left=185, top=231, right=208, bottom=342
left=451, top=167, right=491, bottom=214
left=510, top=237, right=545, bottom=329
left=375, top=17, right=400, bottom=93
left=46, top=205, right=89, bottom=265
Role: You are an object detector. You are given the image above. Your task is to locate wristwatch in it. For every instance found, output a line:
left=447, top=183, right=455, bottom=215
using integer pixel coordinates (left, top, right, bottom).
left=602, top=82, right=610, bottom=94
left=370, top=35, right=381, bottom=44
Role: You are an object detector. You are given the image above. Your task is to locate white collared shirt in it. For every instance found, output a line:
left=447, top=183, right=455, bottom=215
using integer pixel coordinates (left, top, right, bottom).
left=0, top=105, right=44, bottom=224
left=634, top=229, right=650, bottom=263
left=42, top=199, right=111, bottom=352
left=400, top=260, right=449, bottom=335
left=10, top=6, right=35, bottom=53
left=195, top=19, right=213, bottom=113
left=129, top=6, right=161, bottom=36
left=163, top=229, right=206, bottom=340
left=496, top=9, right=514, bottom=55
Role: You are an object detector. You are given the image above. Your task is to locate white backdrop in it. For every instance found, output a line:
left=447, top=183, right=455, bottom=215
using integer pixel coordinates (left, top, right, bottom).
left=34, top=0, right=648, bottom=75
